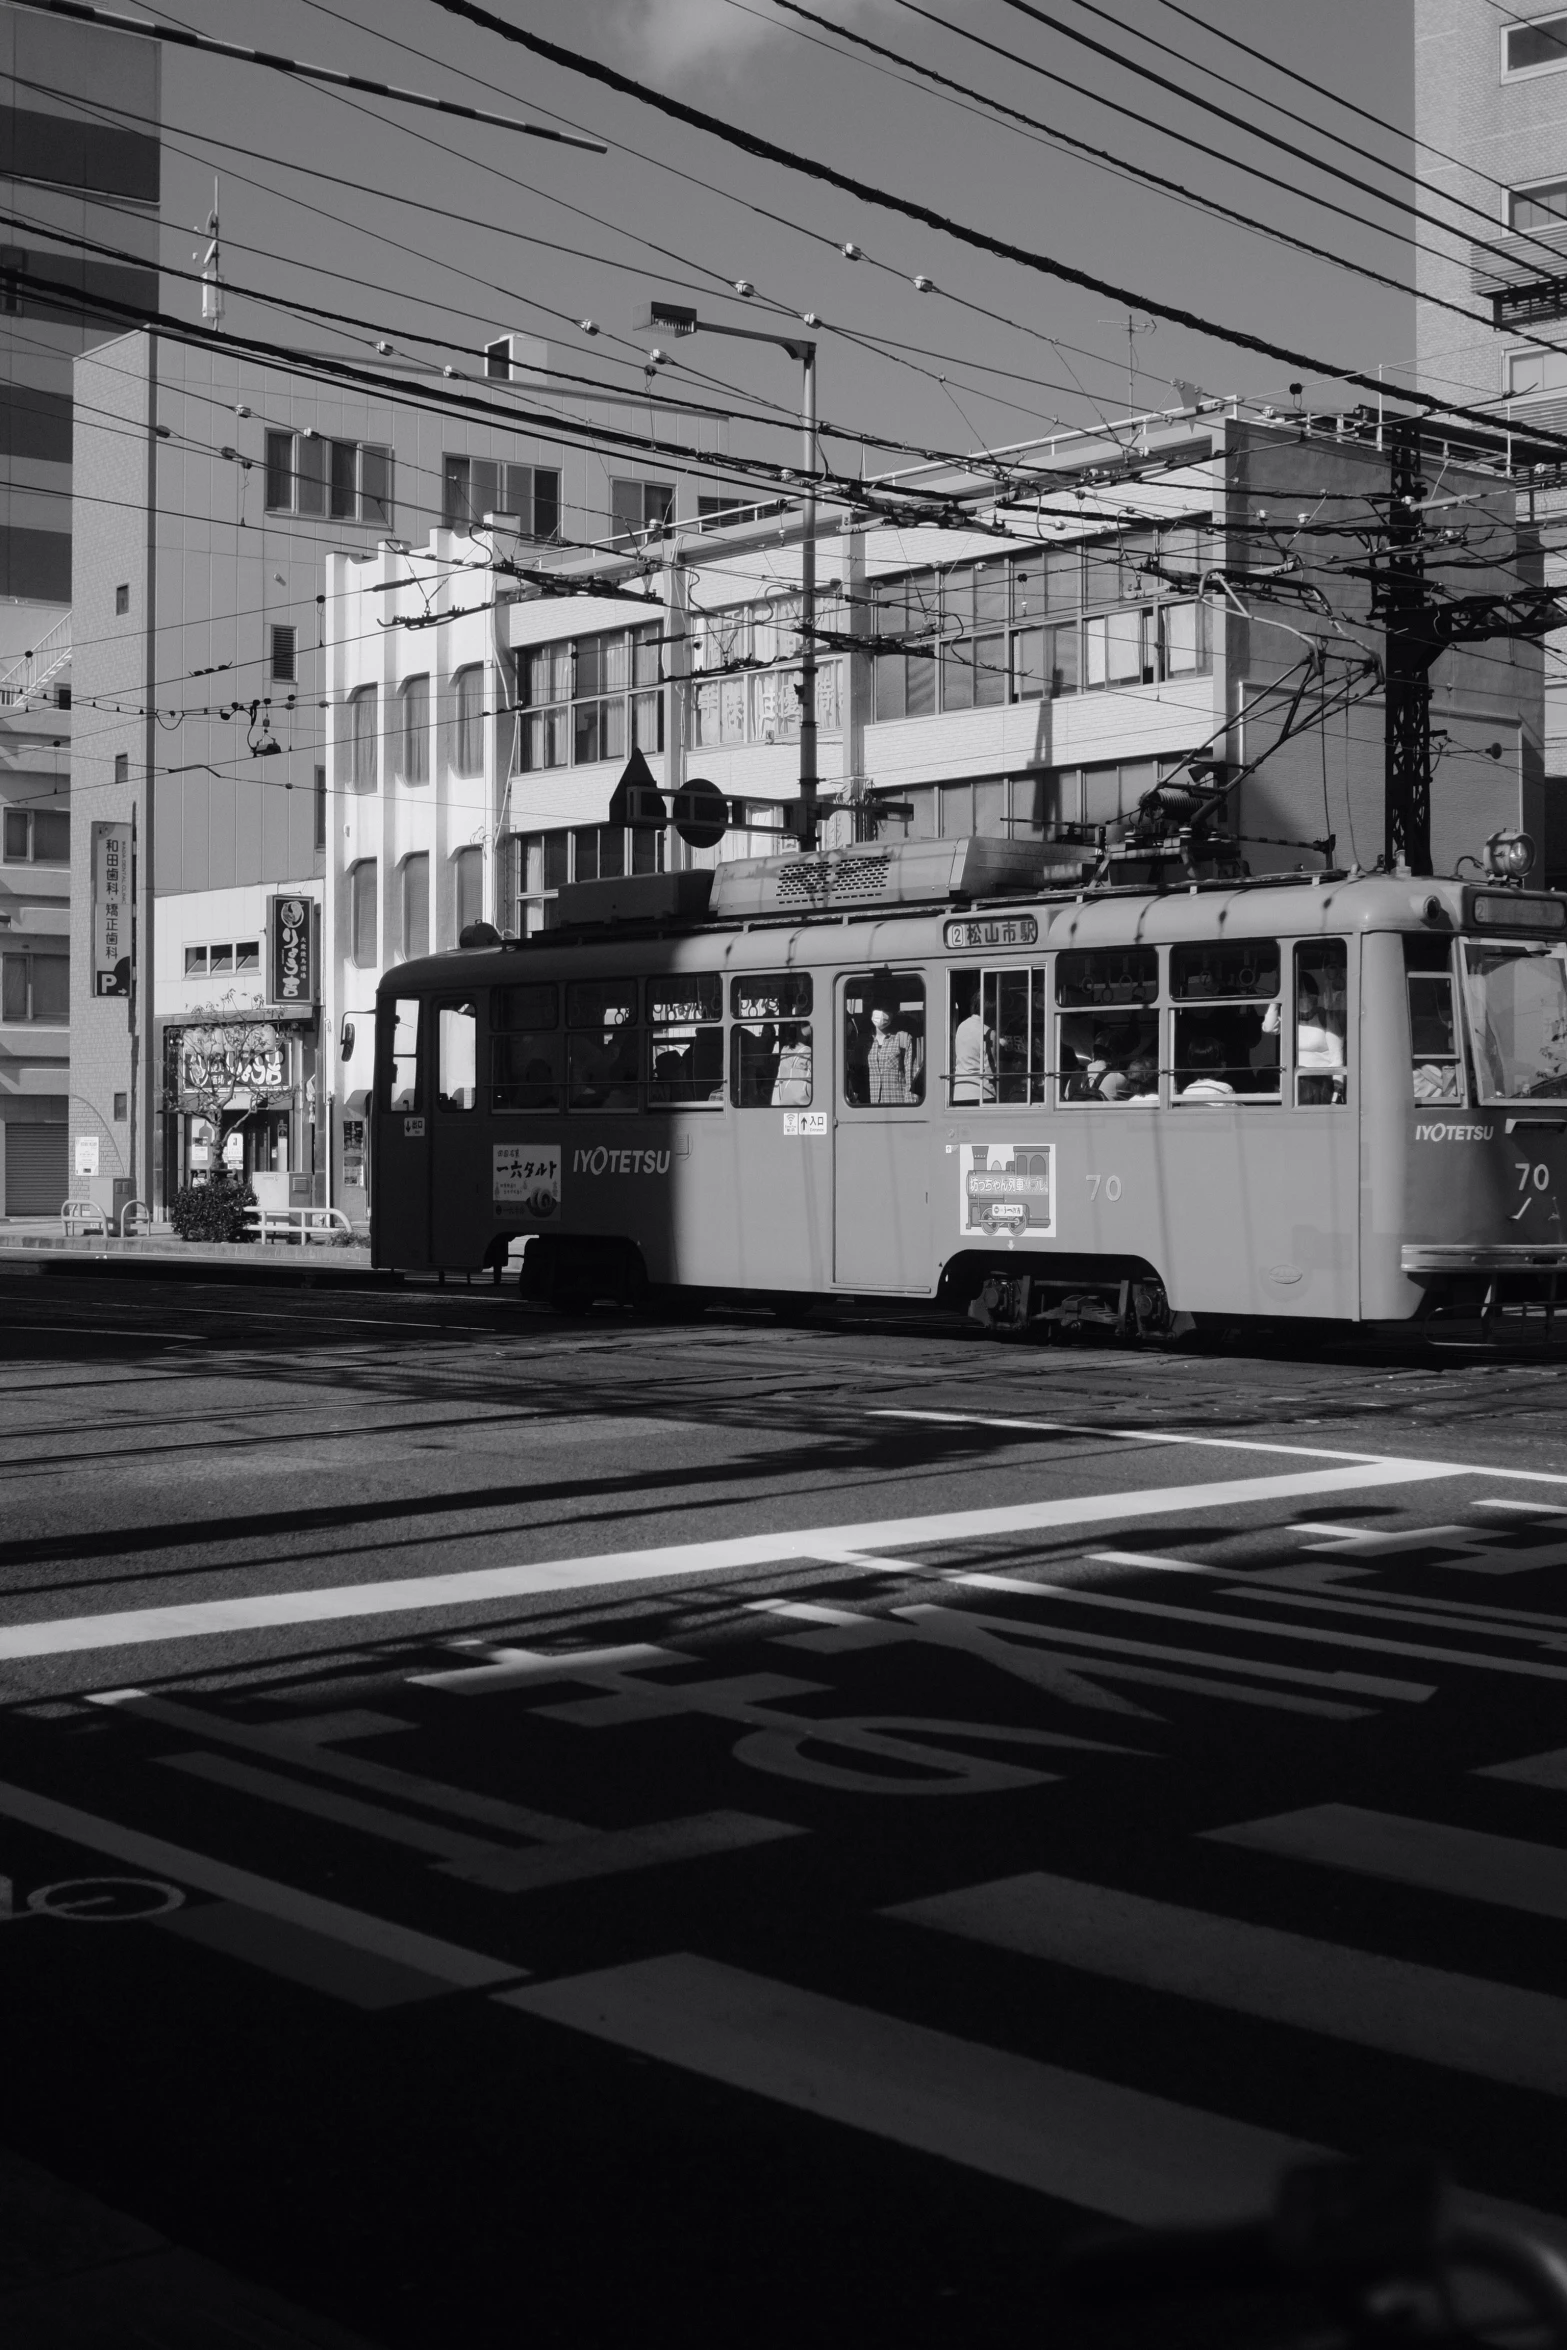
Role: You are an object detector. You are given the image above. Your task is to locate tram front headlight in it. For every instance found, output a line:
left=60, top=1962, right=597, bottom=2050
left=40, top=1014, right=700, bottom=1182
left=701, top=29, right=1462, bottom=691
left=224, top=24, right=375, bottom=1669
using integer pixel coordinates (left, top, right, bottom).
left=1484, top=829, right=1537, bottom=882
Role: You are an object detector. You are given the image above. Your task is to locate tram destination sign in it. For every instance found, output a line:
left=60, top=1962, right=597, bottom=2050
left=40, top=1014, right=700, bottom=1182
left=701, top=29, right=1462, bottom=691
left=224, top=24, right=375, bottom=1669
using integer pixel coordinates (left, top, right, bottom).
left=945, top=914, right=1039, bottom=951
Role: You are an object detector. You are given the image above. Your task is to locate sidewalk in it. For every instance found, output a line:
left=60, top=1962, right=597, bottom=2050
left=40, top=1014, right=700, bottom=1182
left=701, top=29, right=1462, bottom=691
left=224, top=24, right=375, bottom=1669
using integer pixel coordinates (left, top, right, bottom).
left=0, top=2138, right=383, bottom=2348
left=0, top=1220, right=398, bottom=1284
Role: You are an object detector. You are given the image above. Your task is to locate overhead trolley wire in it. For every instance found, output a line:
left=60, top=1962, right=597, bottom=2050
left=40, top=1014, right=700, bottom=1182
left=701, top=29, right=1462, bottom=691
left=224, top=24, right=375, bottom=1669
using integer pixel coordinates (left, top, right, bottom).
left=0, top=0, right=604, bottom=147
left=420, top=0, right=1567, bottom=460
left=765, top=0, right=1534, bottom=356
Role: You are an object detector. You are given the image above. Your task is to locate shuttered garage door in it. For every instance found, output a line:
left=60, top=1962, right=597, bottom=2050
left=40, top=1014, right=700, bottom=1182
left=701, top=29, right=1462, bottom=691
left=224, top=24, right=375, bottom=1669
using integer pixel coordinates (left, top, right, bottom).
left=5, top=1125, right=67, bottom=1215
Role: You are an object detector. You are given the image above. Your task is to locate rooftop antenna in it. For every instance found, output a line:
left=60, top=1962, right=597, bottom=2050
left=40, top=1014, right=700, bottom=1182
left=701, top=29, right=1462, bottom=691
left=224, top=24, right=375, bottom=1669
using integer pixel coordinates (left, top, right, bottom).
left=197, top=179, right=222, bottom=329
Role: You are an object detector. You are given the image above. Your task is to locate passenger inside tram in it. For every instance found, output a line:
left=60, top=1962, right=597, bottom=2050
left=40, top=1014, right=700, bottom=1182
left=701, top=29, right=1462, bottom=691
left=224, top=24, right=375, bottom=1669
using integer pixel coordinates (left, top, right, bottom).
left=844, top=978, right=925, bottom=1105
left=1058, top=1009, right=1156, bottom=1099
left=771, top=1023, right=813, bottom=1106
left=1177, top=1033, right=1237, bottom=1100
left=951, top=979, right=997, bottom=1103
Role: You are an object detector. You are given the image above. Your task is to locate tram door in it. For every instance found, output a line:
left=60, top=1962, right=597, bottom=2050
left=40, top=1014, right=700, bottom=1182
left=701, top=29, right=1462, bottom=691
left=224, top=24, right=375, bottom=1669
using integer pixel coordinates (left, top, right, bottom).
left=374, top=992, right=430, bottom=1268
left=429, top=995, right=485, bottom=1266
left=834, top=969, right=934, bottom=1290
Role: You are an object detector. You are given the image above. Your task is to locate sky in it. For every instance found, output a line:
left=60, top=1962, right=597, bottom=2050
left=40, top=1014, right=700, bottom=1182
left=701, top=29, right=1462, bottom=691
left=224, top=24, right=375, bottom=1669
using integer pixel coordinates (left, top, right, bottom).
left=127, top=0, right=1418, bottom=481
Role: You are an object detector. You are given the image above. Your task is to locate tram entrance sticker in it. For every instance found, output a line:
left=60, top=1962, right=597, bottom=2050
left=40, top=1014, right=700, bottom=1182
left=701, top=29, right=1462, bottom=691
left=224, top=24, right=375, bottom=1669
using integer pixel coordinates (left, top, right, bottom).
left=958, top=1142, right=1055, bottom=1240
left=494, top=1142, right=561, bottom=1222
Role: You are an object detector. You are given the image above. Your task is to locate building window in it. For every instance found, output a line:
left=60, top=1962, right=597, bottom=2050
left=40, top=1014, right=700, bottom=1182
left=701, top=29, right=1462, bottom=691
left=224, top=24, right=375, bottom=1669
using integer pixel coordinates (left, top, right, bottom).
left=453, top=666, right=485, bottom=776
left=348, top=685, right=377, bottom=791
left=114, top=753, right=128, bottom=785
left=690, top=598, right=840, bottom=749
left=872, top=530, right=1208, bottom=723
left=442, top=456, right=560, bottom=541
left=113, top=1092, right=127, bottom=1120
left=611, top=478, right=674, bottom=541
left=271, top=624, right=296, bottom=683
left=314, top=763, right=327, bottom=851
left=1507, top=345, right=1567, bottom=398
left=455, top=843, right=484, bottom=931
left=350, top=859, right=378, bottom=968
left=1, top=950, right=68, bottom=1021
left=114, top=582, right=129, bottom=616
left=511, top=823, right=668, bottom=933
left=185, top=938, right=259, bottom=977
left=1, top=806, right=68, bottom=863
left=265, top=430, right=393, bottom=525
left=1510, top=179, right=1567, bottom=232
left=1504, top=15, right=1567, bottom=76
left=400, top=853, right=429, bottom=962
left=522, top=628, right=663, bottom=771
left=484, top=336, right=512, bottom=379
left=399, top=674, right=430, bottom=783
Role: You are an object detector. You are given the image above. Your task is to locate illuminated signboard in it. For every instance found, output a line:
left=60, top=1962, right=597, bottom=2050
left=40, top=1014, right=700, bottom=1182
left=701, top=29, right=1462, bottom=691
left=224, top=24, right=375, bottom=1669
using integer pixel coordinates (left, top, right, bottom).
left=270, top=894, right=316, bottom=1005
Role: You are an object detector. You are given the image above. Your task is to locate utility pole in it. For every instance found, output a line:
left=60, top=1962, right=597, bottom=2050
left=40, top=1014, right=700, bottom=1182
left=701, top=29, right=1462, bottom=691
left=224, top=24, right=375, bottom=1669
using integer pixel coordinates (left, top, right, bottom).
left=635, top=299, right=821, bottom=846
left=1376, top=419, right=1433, bottom=877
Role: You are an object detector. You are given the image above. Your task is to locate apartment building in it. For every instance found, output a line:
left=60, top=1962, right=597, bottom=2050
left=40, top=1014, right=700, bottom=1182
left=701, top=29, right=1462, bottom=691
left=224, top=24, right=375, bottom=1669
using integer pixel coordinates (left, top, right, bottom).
left=68, top=327, right=725, bottom=1213
left=1415, top=0, right=1567, bottom=866
left=0, top=1, right=159, bottom=1215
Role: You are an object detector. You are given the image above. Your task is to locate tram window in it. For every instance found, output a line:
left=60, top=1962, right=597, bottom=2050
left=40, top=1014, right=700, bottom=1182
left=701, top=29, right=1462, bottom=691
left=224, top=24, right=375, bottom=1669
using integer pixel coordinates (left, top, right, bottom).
left=648, top=973, right=724, bottom=1108
left=566, top=978, right=641, bottom=1110
left=1170, top=937, right=1281, bottom=1104
left=844, top=975, right=925, bottom=1106
left=1404, top=936, right=1460, bottom=1102
left=1055, top=948, right=1157, bottom=1103
left=384, top=997, right=420, bottom=1111
left=732, top=975, right=812, bottom=1108
left=1055, top=947, right=1158, bottom=1006
left=437, top=1001, right=478, bottom=1111
left=1170, top=941, right=1280, bottom=1001
left=1463, top=941, right=1567, bottom=1101
left=1293, top=939, right=1348, bottom=1106
left=951, top=968, right=1046, bottom=1103
left=491, top=982, right=562, bottom=1111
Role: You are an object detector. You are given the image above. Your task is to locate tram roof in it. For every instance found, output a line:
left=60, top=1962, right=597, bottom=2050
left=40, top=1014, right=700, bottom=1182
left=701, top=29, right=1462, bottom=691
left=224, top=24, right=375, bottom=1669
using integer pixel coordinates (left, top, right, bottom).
left=381, top=863, right=1567, bottom=999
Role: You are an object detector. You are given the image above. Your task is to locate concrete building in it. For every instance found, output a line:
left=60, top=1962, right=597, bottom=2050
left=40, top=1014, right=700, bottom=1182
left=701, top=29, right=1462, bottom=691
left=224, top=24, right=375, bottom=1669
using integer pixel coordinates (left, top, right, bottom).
left=315, top=398, right=1542, bottom=1212
left=68, top=327, right=725, bottom=1214
left=0, top=0, right=158, bottom=1215
left=1415, top=0, right=1567, bottom=871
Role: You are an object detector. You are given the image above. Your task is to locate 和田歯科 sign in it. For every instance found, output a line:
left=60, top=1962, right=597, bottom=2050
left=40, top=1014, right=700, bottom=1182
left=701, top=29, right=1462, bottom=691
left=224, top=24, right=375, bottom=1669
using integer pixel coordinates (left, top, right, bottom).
left=91, top=821, right=132, bottom=997
left=270, top=894, right=315, bottom=1005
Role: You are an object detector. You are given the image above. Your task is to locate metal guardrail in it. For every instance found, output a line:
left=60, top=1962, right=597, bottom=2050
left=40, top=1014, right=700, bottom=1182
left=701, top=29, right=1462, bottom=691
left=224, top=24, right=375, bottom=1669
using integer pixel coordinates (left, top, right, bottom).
left=244, top=1203, right=356, bottom=1246
left=119, top=1198, right=152, bottom=1237
left=60, top=1198, right=108, bottom=1236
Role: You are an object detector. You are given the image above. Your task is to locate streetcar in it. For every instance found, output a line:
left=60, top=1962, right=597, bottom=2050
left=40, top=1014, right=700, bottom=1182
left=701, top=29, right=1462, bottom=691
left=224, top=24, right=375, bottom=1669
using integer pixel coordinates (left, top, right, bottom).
left=371, top=835, right=1567, bottom=1342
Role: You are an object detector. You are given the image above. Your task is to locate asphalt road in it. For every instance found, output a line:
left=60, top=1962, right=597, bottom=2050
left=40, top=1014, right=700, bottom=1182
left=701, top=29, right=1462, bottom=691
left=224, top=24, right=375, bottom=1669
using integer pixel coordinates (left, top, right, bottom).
left=3, top=1262, right=1567, bottom=2346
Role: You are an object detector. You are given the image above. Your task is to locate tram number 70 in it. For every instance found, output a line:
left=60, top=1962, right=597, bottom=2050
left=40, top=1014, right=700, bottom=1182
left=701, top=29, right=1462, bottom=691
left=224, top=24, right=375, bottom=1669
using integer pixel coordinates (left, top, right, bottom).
left=1085, top=1172, right=1123, bottom=1203
left=1516, top=1161, right=1552, bottom=1193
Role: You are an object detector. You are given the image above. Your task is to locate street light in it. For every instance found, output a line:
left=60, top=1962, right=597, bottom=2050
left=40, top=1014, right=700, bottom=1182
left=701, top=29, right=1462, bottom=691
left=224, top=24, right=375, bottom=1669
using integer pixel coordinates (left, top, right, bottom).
left=635, top=298, right=821, bottom=847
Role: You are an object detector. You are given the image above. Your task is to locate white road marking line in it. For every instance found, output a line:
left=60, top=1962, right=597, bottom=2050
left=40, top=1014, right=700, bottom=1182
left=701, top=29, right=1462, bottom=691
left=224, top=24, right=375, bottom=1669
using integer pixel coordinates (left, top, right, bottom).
left=1086, top=1551, right=1222, bottom=1577
left=1206, top=1804, right=1567, bottom=1922
left=0, top=1459, right=1460, bottom=1663
left=888, top=1871, right=1567, bottom=2095
left=1477, top=1748, right=1567, bottom=1793
left=933, top=1590, right=1430, bottom=1702
left=498, top=1951, right=1323, bottom=2226
left=450, top=1813, right=804, bottom=1893
left=93, top=1690, right=583, bottom=1843
left=950, top=1572, right=1567, bottom=1689
left=1479, top=1500, right=1567, bottom=1515
left=156, top=1752, right=516, bottom=1872
left=0, top=1777, right=522, bottom=1988
left=873, top=1408, right=1567, bottom=1484
left=1221, top=1586, right=1567, bottom=1651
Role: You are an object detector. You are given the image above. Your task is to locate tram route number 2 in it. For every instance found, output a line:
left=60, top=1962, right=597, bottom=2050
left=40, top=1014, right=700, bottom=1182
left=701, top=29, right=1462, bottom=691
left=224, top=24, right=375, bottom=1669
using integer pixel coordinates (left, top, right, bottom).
left=1085, top=1172, right=1123, bottom=1202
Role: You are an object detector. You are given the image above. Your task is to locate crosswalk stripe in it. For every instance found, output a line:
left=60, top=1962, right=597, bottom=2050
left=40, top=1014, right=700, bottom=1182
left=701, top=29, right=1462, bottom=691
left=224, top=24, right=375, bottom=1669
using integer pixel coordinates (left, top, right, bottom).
left=1477, top=1748, right=1567, bottom=1793
left=497, top=1951, right=1321, bottom=2226
left=0, top=1458, right=1459, bottom=1663
left=886, top=1871, right=1567, bottom=2094
left=1204, top=1804, right=1567, bottom=1921
left=496, top=1954, right=1567, bottom=2246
